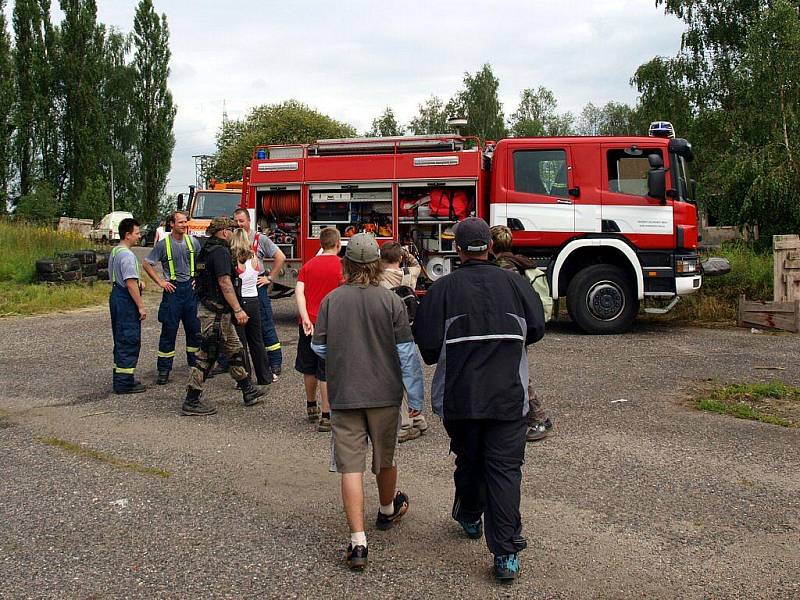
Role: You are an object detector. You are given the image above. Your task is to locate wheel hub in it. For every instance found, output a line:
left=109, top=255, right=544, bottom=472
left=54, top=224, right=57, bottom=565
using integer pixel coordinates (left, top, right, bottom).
left=587, top=280, right=625, bottom=321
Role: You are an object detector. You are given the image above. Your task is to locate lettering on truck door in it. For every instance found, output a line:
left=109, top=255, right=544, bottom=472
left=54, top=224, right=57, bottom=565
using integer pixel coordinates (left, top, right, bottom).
left=504, top=144, right=575, bottom=247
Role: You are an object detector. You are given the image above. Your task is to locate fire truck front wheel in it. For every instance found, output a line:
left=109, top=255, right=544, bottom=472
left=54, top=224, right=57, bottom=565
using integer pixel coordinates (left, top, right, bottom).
left=566, top=264, right=639, bottom=334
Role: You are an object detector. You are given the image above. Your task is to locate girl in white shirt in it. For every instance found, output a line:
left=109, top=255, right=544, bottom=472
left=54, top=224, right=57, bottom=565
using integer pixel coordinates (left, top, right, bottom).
left=230, top=229, right=273, bottom=385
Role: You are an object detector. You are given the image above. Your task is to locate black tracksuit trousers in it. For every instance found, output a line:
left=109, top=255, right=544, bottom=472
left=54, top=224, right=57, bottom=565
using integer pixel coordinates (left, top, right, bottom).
left=444, top=418, right=528, bottom=556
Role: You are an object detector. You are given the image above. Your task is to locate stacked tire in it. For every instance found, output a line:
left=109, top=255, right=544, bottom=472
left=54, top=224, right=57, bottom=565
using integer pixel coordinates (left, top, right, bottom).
left=36, top=249, right=107, bottom=285
left=36, top=257, right=83, bottom=283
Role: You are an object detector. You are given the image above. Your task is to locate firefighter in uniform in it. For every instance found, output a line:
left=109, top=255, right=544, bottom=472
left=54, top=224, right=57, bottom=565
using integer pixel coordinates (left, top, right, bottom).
left=142, top=210, right=202, bottom=385
left=233, top=208, right=286, bottom=375
left=183, top=216, right=266, bottom=416
left=108, top=218, right=147, bottom=394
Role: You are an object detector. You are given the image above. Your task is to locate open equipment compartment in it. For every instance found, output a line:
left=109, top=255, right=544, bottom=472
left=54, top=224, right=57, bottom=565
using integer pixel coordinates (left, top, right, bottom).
left=397, top=179, right=478, bottom=288
left=255, top=185, right=301, bottom=260
left=309, top=182, right=394, bottom=240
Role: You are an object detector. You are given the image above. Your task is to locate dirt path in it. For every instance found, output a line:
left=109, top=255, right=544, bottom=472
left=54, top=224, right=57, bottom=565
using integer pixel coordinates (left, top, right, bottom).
left=1, top=296, right=799, bottom=599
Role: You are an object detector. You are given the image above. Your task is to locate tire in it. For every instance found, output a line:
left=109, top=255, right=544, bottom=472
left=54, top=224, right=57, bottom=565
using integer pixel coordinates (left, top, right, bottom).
left=38, top=272, right=64, bottom=282
left=36, top=258, right=56, bottom=273
left=97, top=268, right=109, bottom=281
left=96, top=252, right=110, bottom=269
left=55, top=257, right=81, bottom=273
left=81, top=263, right=98, bottom=276
left=61, top=270, right=81, bottom=282
left=566, top=264, right=639, bottom=334
left=57, top=250, right=96, bottom=264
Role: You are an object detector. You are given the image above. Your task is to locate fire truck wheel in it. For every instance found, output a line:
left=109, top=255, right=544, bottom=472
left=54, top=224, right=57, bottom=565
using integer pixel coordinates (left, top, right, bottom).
left=566, top=264, right=638, bottom=334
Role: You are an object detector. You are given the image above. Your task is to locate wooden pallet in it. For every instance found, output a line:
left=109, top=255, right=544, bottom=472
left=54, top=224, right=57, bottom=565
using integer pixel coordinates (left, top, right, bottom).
left=738, top=295, right=800, bottom=332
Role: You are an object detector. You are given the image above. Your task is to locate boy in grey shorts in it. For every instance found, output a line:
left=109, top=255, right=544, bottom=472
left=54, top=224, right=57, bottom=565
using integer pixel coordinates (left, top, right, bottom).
left=311, top=233, right=417, bottom=571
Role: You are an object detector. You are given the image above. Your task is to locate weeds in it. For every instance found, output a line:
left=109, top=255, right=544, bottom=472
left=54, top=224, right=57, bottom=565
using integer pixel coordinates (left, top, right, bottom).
left=39, top=436, right=171, bottom=478
left=0, top=219, right=98, bottom=284
left=695, top=382, right=800, bottom=427
left=0, top=282, right=109, bottom=317
left=656, top=242, right=774, bottom=323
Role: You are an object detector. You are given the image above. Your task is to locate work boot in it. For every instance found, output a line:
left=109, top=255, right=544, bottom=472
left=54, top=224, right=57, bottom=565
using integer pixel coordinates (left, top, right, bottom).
left=527, top=417, right=554, bottom=442
left=115, top=382, right=146, bottom=395
left=156, top=371, right=170, bottom=385
left=182, top=388, right=217, bottom=416
left=239, top=379, right=266, bottom=407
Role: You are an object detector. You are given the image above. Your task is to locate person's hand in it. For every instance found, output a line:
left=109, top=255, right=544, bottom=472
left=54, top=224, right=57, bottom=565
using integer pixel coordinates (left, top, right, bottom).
left=235, top=309, right=249, bottom=326
left=302, top=317, right=314, bottom=337
left=257, top=275, right=271, bottom=288
left=138, top=306, right=147, bottom=321
left=161, top=280, right=176, bottom=293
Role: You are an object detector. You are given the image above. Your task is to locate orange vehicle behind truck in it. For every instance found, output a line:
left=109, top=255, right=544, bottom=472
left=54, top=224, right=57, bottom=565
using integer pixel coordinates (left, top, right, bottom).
left=177, top=180, right=243, bottom=238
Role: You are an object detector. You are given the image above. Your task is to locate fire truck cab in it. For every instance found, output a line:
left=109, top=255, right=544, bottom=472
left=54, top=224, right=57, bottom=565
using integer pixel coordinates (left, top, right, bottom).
left=242, top=130, right=701, bottom=334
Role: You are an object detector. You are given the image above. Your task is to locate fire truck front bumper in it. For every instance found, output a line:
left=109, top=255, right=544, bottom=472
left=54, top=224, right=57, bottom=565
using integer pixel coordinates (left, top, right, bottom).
left=675, top=274, right=702, bottom=295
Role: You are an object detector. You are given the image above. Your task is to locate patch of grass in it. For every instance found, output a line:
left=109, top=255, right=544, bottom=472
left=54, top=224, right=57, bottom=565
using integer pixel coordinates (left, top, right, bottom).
left=39, top=436, right=171, bottom=478
left=695, top=382, right=800, bottom=427
left=0, top=281, right=110, bottom=317
left=654, top=242, right=774, bottom=324
left=0, top=219, right=98, bottom=283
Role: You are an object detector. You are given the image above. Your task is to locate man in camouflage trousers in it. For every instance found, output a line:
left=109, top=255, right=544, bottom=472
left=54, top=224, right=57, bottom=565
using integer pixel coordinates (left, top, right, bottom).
left=183, top=216, right=266, bottom=416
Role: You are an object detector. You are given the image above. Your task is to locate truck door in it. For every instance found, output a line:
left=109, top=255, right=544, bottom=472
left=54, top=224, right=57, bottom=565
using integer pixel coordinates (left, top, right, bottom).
left=601, top=144, right=674, bottom=250
left=505, top=144, right=575, bottom=247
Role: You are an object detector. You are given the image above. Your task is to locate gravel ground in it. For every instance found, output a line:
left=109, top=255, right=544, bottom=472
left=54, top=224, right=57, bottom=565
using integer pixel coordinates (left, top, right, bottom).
left=1, top=284, right=799, bottom=599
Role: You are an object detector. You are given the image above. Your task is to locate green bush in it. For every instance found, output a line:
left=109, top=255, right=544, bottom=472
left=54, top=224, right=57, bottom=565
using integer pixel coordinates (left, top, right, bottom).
left=0, top=219, right=96, bottom=283
left=660, top=242, right=773, bottom=323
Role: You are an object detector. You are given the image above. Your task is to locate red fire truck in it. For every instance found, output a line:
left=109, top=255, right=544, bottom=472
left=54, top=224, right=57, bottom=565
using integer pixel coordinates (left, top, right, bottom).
left=240, top=130, right=701, bottom=334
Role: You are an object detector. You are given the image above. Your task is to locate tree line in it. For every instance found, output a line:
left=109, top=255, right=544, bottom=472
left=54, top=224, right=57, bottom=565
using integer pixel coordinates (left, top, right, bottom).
left=0, top=0, right=175, bottom=225
left=212, top=1, right=800, bottom=241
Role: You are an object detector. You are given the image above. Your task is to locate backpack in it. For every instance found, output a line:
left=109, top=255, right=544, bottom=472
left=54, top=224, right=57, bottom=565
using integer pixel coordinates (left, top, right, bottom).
left=523, top=268, right=553, bottom=323
left=428, top=188, right=470, bottom=220
left=391, top=267, right=419, bottom=324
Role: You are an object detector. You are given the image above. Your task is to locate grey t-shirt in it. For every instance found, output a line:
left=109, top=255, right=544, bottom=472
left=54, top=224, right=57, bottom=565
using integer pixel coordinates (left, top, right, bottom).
left=254, top=233, right=279, bottom=274
left=109, top=246, right=139, bottom=287
left=145, top=235, right=201, bottom=282
left=313, top=284, right=413, bottom=410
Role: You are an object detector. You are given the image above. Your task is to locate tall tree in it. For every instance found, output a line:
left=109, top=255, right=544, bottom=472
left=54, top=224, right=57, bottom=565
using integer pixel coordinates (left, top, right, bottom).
left=408, top=96, right=450, bottom=135
left=12, top=0, right=43, bottom=198
left=132, top=0, right=176, bottom=222
left=451, top=64, right=506, bottom=141
left=60, top=0, right=106, bottom=215
left=0, top=0, right=14, bottom=213
left=211, top=100, right=356, bottom=182
left=576, top=101, right=636, bottom=136
left=368, top=107, right=404, bottom=137
left=509, top=86, right=574, bottom=137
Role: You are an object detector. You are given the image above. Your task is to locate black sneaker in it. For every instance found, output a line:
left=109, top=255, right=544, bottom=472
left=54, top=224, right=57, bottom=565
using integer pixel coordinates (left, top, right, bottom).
left=156, top=371, right=170, bottom=385
left=115, top=383, right=146, bottom=395
left=345, top=543, right=368, bottom=571
left=527, top=417, right=553, bottom=442
left=271, top=366, right=281, bottom=376
left=181, top=390, right=217, bottom=416
left=375, top=491, right=409, bottom=530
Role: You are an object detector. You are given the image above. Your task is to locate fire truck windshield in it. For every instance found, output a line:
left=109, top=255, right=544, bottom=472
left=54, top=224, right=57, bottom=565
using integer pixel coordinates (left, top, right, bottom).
left=671, top=154, right=693, bottom=203
left=192, top=192, right=241, bottom=219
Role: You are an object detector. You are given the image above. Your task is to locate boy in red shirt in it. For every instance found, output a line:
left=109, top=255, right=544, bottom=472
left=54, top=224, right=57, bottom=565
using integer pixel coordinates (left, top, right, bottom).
left=295, top=227, right=343, bottom=432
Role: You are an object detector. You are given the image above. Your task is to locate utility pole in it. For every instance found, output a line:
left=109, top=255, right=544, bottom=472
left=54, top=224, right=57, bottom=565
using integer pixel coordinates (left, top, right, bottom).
left=110, top=164, right=115, bottom=213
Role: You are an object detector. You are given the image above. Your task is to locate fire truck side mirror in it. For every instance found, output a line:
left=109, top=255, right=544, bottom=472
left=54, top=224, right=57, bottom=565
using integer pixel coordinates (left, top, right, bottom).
left=647, top=168, right=667, bottom=203
left=177, top=193, right=184, bottom=211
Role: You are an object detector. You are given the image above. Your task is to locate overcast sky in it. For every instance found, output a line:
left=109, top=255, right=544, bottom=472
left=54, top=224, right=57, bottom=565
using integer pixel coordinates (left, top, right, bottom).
left=27, top=1, right=687, bottom=195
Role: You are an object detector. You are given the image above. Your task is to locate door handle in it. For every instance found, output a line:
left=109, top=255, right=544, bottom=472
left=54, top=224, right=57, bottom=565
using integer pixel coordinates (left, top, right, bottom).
left=557, top=199, right=573, bottom=205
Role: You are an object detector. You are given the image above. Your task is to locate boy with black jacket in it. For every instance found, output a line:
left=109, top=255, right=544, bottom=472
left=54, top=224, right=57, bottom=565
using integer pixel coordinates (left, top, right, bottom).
left=412, top=217, right=545, bottom=582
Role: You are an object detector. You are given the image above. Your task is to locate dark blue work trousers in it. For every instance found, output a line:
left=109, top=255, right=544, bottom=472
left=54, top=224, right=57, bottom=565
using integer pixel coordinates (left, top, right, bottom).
left=257, top=284, right=282, bottom=369
left=156, top=281, right=201, bottom=373
left=110, top=284, right=141, bottom=392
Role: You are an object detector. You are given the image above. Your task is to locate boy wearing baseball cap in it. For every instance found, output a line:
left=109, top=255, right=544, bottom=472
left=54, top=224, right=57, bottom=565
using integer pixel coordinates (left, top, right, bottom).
left=311, top=233, right=416, bottom=570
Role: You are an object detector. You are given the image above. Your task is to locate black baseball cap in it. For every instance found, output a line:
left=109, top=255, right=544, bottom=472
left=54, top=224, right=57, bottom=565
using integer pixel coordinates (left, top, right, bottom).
left=454, top=217, right=491, bottom=252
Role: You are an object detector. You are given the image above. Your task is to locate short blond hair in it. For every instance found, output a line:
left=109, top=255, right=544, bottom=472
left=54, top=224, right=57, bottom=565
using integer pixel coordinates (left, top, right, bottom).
left=490, top=225, right=514, bottom=254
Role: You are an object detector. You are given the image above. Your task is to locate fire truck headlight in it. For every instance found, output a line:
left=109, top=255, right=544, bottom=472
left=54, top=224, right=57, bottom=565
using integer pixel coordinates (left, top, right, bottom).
left=675, top=257, right=700, bottom=274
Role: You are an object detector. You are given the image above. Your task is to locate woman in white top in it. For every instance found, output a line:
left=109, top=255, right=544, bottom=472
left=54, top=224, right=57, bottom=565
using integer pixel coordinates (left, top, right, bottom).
left=230, top=229, right=272, bottom=385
